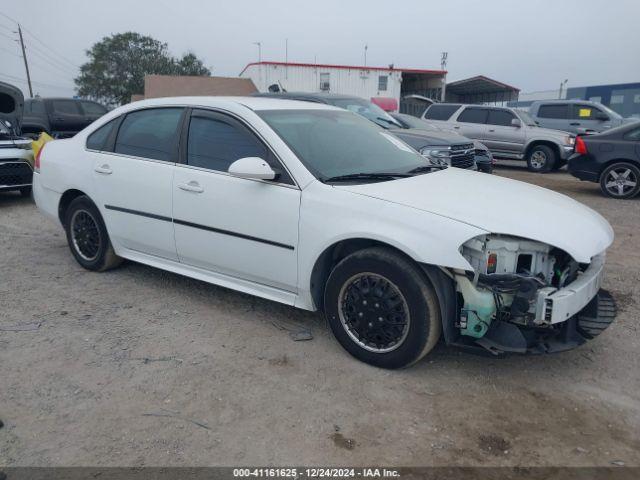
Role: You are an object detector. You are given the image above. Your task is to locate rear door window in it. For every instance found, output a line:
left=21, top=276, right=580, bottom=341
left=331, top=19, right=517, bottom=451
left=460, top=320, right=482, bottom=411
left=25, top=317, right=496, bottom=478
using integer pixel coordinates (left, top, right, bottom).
left=114, top=108, right=183, bottom=161
left=624, top=128, right=640, bottom=141
left=51, top=100, right=82, bottom=115
left=424, top=104, right=461, bottom=121
left=537, top=104, right=569, bottom=119
left=457, top=107, right=488, bottom=124
left=487, top=109, right=516, bottom=126
left=81, top=101, right=107, bottom=116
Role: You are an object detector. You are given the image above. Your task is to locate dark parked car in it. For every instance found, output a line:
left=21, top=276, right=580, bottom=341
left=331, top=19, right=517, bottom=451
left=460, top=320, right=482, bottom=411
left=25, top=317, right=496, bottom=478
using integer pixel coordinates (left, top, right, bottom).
left=22, top=97, right=108, bottom=138
left=568, top=122, right=640, bottom=199
left=254, top=92, right=479, bottom=170
left=389, top=112, right=494, bottom=173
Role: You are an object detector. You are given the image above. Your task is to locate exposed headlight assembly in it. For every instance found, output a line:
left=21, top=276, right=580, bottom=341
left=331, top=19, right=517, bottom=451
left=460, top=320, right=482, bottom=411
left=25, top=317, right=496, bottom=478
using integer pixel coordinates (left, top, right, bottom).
left=420, top=146, right=451, bottom=166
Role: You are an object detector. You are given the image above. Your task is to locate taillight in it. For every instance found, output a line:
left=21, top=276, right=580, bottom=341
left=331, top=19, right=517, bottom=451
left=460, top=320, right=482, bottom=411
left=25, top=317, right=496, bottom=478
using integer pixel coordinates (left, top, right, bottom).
left=34, top=144, right=45, bottom=172
left=487, top=253, right=497, bottom=274
left=575, top=136, right=588, bottom=155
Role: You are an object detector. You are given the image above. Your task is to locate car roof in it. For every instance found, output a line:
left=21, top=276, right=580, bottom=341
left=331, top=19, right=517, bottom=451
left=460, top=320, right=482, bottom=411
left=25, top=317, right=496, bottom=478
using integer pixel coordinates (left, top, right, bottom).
left=124, top=96, right=341, bottom=112
left=533, top=99, right=601, bottom=105
left=254, top=92, right=368, bottom=102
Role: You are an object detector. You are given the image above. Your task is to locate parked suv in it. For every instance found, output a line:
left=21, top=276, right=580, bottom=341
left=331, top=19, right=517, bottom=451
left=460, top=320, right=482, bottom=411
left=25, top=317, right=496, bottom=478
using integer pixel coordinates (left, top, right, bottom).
left=22, top=97, right=108, bottom=139
left=422, top=103, right=576, bottom=172
left=255, top=92, right=484, bottom=170
left=529, top=100, right=633, bottom=135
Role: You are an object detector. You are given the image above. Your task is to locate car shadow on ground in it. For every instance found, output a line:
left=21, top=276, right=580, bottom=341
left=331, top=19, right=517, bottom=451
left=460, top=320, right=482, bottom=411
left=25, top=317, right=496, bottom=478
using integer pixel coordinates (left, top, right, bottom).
left=0, top=191, right=33, bottom=207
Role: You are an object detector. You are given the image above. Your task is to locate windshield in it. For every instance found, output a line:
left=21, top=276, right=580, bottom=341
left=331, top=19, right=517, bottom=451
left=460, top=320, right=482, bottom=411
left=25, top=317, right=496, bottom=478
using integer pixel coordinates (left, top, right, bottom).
left=517, top=110, right=537, bottom=126
left=328, top=98, right=402, bottom=129
left=597, top=103, right=622, bottom=119
left=257, top=109, right=431, bottom=181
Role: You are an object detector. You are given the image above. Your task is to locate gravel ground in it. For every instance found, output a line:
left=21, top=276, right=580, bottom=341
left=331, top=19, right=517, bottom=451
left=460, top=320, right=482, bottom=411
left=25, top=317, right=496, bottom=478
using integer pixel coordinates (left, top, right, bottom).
left=0, top=165, right=639, bottom=467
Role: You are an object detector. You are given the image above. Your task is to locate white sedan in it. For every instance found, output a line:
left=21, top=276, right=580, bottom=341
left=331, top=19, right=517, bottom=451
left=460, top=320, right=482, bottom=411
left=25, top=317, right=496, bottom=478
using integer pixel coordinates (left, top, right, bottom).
left=33, top=97, right=616, bottom=368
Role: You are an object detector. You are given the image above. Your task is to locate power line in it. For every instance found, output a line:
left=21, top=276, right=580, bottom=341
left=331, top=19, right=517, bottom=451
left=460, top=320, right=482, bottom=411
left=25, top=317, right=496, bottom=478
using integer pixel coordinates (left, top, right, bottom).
left=0, top=30, right=14, bottom=41
left=0, top=10, right=80, bottom=69
left=24, top=39, right=78, bottom=74
left=27, top=44, right=77, bottom=76
left=0, top=44, right=20, bottom=57
left=0, top=71, right=72, bottom=90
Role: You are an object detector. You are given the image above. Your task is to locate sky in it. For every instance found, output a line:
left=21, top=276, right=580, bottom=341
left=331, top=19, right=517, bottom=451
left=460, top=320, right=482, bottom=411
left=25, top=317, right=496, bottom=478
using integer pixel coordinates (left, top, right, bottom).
left=1, top=0, right=639, bottom=98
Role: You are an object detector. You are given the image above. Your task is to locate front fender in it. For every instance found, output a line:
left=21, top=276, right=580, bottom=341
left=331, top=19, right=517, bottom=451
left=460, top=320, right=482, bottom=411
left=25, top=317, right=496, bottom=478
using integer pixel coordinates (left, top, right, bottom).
left=295, top=182, right=486, bottom=310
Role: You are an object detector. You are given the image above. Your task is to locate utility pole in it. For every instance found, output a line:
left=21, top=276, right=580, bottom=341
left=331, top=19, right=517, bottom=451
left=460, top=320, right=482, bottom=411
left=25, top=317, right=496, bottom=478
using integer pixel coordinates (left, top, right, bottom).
left=364, top=44, right=368, bottom=66
left=440, top=52, right=448, bottom=102
left=17, top=25, right=33, bottom=98
left=559, top=79, right=568, bottom=99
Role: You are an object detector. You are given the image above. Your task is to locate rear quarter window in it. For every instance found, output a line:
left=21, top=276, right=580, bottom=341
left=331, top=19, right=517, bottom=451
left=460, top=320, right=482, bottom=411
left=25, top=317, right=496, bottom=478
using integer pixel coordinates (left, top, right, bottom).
left=86, top=118, right=118, bottom=151
left=424, top=104, right=460, bottom=121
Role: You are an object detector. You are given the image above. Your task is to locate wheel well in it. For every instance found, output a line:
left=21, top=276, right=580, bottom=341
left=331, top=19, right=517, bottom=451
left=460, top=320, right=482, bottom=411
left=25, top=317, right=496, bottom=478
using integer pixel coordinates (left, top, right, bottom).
left=525, top=141, right=560, bottom=160
left=58, top=189, right=87, bottom=225
left=598, top=158, right=640, bottom=177
left=309, top=238, right=426, bottom=312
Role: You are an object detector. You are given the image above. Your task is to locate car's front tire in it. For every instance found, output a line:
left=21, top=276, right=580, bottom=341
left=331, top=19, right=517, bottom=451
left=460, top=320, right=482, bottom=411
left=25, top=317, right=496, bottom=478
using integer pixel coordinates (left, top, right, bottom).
left=599, top=162, right=640, bottom=199
left=527, top=145, right=556, bottom=172
left=323, top=247, right=442, bottom=369
left=64, top=196, right=122, bottom=271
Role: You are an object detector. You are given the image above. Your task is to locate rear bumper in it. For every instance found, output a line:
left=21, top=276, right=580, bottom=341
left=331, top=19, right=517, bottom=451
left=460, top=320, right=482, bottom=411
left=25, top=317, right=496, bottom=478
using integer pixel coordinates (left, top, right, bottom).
left=568, top=153, right=600, bottom=182
left=32, top=172, right=62, bottom=224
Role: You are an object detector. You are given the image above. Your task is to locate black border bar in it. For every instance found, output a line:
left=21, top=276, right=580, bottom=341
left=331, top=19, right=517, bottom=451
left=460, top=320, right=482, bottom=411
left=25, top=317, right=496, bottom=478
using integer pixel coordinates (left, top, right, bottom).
left=104, top=204, right=295, bottom=251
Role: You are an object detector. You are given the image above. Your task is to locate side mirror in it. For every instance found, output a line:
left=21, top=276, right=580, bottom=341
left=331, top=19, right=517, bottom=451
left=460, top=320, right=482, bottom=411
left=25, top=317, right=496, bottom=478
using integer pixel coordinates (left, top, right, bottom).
left=228, top=157, right=276, bottom=181
left=511, top=118, right=522, bottom=128
left=595, top=112, right=609, bottom=121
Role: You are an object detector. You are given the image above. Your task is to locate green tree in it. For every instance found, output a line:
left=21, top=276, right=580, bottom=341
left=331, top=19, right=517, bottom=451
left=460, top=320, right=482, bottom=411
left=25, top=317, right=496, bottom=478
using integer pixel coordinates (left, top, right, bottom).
left=75, top=32, right=211, bottom=106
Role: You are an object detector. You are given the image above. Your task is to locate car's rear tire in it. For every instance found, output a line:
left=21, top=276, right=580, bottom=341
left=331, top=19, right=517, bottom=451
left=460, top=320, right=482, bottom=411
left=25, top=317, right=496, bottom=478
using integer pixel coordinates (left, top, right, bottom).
left=527, top=145, right=556, bottom=172
left=323, top=247, right=442, bottom=369
left=64, top=196, right=122, bottom=271
left=19, top=186, right=32, bottom=197
left=599, top=162, right=640, bottom=199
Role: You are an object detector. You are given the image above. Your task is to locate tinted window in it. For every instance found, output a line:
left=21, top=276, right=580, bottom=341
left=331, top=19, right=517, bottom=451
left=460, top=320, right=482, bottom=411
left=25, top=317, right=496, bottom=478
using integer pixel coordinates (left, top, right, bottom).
left=424, top=104, right=460, bottom=121
left=115, top=108, right=183, bottom=161
left=81, top=101, right=107, bottom=116
left=457, top=107, right=488, bottom=124
left=51, top=100, right=81, bottom=115
left=26, top=100, right=46, bottom=115
left=378, top=75, right=388, bottom=91
left=487, top=109, right=516, bottom=126
left=187, top=113, right=267, bottom=172
left=86, top=119, right=117, bottom=151
left=537, top=104, right=569, bottom=119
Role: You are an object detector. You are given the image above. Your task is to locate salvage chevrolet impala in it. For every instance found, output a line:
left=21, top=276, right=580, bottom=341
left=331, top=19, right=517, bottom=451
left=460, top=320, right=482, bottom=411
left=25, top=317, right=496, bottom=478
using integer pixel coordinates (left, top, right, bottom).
left=33, top=97, right=616, bottom=368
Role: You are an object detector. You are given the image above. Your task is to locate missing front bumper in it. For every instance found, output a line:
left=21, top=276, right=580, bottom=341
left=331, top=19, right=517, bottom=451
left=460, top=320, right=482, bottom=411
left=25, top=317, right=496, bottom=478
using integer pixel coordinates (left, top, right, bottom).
left=475, top=289, right=616, bottom=355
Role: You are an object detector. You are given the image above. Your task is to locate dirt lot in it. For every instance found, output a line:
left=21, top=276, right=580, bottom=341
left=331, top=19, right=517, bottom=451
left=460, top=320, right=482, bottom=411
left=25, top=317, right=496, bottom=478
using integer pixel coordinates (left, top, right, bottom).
left=1, top=165, right=639, bottom=467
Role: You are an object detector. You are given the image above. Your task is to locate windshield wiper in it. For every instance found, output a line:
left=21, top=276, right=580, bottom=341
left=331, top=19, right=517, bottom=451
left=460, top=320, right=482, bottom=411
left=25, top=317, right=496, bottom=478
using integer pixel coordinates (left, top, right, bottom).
left=323, top=172, right=412, bottom=183
left=408, top=165, right=441, bottom=174
left=376, top=116, right=402, bottom=128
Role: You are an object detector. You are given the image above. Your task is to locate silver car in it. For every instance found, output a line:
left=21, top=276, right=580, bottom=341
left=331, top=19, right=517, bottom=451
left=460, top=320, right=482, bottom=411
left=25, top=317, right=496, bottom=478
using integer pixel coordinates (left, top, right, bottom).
left=422, top=104, right=576, bottom=172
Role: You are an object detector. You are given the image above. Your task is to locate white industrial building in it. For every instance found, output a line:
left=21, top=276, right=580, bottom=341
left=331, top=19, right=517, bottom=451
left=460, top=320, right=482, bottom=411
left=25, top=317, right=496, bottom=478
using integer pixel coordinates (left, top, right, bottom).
left=239, top=61, right=446, bottom=109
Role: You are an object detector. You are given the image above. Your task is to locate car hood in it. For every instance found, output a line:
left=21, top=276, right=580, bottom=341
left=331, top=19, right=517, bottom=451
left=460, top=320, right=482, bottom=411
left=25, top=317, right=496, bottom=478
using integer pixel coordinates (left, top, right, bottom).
left=390, top=128, right=472, bottom=148
left=0, top=81, right=24, bottom=134
left=336, top=168, right=613, bottom=263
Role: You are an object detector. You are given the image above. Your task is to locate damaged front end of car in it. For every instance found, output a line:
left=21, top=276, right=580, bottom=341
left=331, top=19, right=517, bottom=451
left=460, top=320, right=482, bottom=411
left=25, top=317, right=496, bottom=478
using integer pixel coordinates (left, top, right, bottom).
left=446, top=234, right=616, bottom=355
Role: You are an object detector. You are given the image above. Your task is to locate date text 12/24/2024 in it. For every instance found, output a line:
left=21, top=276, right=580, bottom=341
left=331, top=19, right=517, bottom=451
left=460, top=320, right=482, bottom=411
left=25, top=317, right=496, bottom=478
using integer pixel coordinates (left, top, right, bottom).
left=233, top=468, right=400, bottom=478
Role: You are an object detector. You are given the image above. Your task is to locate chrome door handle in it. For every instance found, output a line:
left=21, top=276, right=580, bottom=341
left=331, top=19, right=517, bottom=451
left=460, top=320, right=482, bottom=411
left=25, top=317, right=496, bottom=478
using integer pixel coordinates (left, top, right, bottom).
left=94, top=164, right=112, bottom=174
left=453, top=126, right=460, bottom=129
left=178, top=181, right=204, bottom=193
left=488, top=129, right=495, bottom=132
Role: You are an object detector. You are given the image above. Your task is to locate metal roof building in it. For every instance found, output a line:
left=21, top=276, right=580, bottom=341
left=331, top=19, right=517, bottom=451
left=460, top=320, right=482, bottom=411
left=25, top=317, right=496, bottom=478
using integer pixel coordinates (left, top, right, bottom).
left=239, top=61, right=447, bottom=108
left=444, top=75, right=520, bottom=104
